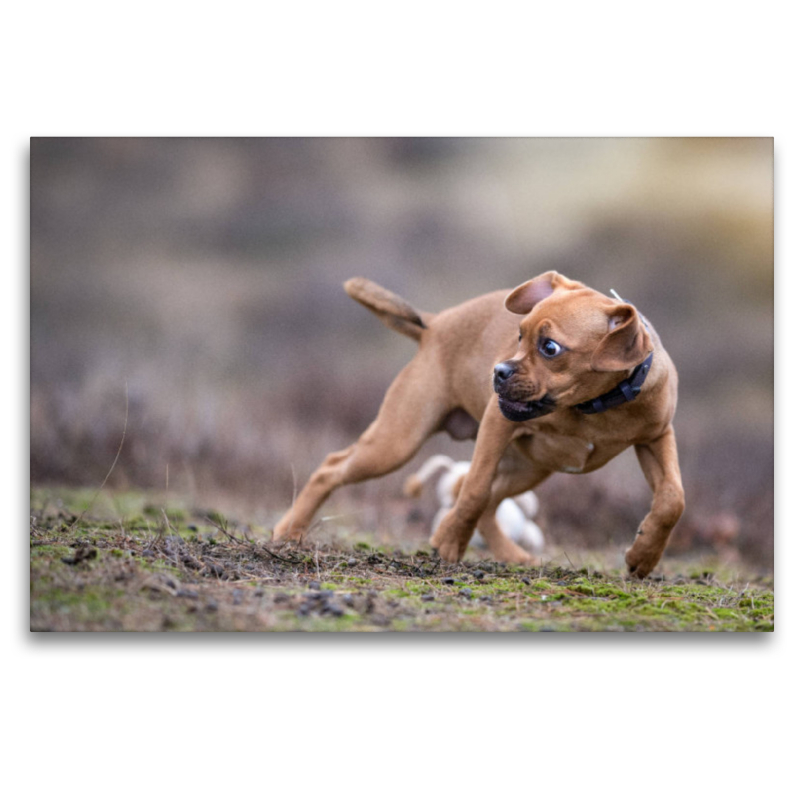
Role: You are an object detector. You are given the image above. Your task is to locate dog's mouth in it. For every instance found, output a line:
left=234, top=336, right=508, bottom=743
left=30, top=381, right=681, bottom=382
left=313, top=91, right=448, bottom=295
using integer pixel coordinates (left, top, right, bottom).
left=497, top=394, right=556, bottom=422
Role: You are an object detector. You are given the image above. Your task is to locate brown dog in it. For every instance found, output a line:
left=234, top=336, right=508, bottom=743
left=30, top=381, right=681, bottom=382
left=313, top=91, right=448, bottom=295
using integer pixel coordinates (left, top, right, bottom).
left=273, top=272, right=684, bottom=578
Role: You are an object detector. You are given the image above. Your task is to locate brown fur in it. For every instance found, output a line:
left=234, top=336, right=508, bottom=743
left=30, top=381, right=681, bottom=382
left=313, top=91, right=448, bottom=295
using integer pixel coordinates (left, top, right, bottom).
left=343, top=277, right=432, bottom=341
left=273, top=271, right=684, bottom=577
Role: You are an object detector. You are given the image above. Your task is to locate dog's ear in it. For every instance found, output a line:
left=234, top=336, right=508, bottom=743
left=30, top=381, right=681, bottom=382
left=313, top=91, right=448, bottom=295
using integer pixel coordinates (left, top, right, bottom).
left=591, top=304, right=653, bottom=372
left=505, top=271, right=582, bottom=315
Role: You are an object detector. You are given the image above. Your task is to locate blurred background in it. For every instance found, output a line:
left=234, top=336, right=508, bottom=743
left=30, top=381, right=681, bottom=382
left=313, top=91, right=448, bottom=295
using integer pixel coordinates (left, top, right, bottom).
left=30, top=138, right=773, bottom=569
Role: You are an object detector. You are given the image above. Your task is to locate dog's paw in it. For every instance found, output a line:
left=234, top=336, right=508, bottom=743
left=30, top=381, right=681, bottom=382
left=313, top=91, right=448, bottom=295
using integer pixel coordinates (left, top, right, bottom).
left=489, top=539, right=536, bottom=565
left=625, top=537, right=663, bottom=579
left=272, top=516, right=306, bottom=543
left=430, top=512, right=469, bottom=562
left=433, top=540, right=465, bottom=563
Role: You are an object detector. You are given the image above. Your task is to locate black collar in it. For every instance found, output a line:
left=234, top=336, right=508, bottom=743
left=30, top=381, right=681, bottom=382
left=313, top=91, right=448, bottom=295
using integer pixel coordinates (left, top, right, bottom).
left=573, top=352, right=654, bottom=415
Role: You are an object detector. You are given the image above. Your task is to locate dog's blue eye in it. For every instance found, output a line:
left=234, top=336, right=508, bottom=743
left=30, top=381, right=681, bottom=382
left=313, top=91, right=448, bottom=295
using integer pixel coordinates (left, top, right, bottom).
left=539, top=338, right=563, bottom=359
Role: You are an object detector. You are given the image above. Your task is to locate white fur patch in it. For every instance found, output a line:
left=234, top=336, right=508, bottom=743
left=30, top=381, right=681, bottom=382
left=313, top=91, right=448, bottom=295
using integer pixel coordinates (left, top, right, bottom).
left=407, top=455, right=545, bottom=553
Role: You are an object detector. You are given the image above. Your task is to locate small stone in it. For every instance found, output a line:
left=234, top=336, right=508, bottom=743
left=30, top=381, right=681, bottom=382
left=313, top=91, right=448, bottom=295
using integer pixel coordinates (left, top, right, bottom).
left=177, top=589, right=199, bottom=599
left=442, top=577, right=456, bottom=585
left=473, top=570, right=485, bottom=580
left=459, top=588, right=473, bottom=599
left=303, top=590, right=333, bottom=601
left=347, top=558, right=357, bottom=567
left=308, top=580, right=321, bottom=590
left=205, top=599, right=218, bottom=612
left=232, top=589, right=244, bottom=606
left=421, top=593, right=435, bottom=602
left=520, top=576, right=531, bottom=585
left=61, top=545, right=98, bottom=565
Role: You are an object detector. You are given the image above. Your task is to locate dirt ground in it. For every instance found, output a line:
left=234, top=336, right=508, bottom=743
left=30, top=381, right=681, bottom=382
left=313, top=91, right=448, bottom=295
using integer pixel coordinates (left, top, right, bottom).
left=30, top=488, right=774, bottom=633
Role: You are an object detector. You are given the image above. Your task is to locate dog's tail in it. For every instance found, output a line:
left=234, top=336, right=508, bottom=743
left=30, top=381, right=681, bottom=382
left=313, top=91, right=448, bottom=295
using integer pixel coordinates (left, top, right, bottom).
left=344, top=277, right=432, bottom=342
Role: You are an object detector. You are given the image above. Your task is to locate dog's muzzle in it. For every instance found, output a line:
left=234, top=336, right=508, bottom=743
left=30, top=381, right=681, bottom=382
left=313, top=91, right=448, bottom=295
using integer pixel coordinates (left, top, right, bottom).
left=496, top=394, right=556, bottom=422
left=493, top=361, right=556, bottom=422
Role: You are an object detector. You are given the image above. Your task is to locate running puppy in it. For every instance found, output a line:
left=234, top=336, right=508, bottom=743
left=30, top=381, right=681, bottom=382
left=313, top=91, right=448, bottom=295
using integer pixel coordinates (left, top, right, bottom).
left=273, top=272, right=684, bottom=578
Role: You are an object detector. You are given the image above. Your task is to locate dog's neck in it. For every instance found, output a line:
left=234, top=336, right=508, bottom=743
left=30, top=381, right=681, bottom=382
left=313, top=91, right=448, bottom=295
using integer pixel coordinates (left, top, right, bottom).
left=573, top=352, right=654, bottom=415
left=573, top=291, right=654, bottom=415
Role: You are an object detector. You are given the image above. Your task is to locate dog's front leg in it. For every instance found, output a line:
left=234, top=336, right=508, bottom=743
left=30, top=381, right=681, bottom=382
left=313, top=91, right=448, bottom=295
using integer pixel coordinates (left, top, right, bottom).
left=626, top=426, right=685, bottom=578
left=430, top=403, right=516, bottom=562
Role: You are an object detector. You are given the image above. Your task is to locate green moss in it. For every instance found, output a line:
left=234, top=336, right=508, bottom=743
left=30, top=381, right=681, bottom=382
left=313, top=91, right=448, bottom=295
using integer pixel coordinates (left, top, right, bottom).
left=343, top=576, right=372, bottom=586
left=518, top=620, right=573, bottom=632
left=399, top=581, right=436, bottom=595
left=30, top=486, right=775, bottom=633
left=270, top=610, right=368, bottom=633
left=30, top=585, right=120, bottom=622
left=30, top=544, right=72, bottom=560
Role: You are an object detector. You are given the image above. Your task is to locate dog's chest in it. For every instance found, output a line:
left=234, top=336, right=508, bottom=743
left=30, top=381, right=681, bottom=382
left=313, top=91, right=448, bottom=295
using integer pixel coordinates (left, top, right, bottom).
left=526, top=431, right=596, bottom=473
left=516, top=417, right=631, bottom=474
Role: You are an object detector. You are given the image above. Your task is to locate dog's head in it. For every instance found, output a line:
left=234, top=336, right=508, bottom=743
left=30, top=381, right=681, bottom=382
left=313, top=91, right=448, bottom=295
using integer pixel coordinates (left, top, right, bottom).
left=494, top=271, right=653, bottom=422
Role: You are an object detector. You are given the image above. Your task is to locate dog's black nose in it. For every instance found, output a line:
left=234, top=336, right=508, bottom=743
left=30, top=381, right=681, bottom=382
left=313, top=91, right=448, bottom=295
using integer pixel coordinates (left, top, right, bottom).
left=493, top=362, right=516, bottom=384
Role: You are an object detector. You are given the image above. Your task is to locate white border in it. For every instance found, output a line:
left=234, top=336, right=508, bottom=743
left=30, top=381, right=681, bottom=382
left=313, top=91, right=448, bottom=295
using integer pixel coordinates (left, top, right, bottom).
left=7, top=3, right=793, bottom=798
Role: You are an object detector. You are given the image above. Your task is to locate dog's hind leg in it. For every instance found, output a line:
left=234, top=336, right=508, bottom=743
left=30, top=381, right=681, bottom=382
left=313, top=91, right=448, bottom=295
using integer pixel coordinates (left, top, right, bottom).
left=273, top=356, right=448, bottom=542
left=475, top=507, right=532, bottom=564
